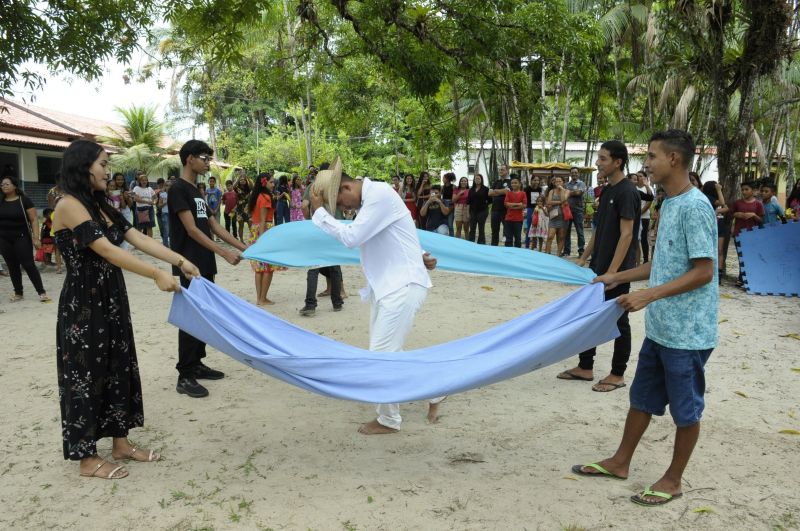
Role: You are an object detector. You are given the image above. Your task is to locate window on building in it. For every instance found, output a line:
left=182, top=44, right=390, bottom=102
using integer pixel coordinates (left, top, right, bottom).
left=0, top=151, right=19, bottom=179
left=467, top=164, right=476, bottom=175
left=37, top=156, right=62, bottom=184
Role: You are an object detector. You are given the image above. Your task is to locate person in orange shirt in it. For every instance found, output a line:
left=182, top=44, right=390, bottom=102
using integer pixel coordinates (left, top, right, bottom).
left=247, top=173, right=279, bottom=305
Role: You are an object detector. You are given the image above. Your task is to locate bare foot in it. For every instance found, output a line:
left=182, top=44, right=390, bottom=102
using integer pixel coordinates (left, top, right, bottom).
left=79, top=456, right=128, bottom=479
left=592, top=374, right=626, bottom=392
left=556, top=366, right=593, bottom=381
left=357, top=419, right=398, bottom=435
left=112, top=443, right=160, bottom=462
left=427, top=402, right=441, bottom=424
left=575, top=458, right=629, bottom=479
left=263, top=299, right=275, bottom=305
left=256, top=300, right=265, bottom=306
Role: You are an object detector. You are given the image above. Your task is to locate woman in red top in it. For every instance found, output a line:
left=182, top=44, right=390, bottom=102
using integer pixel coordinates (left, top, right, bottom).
left=503, top=176, right=527, bottom=247
left=401, top=174, right=417, bottom=226
left=247, top=173, right=278, bottom=305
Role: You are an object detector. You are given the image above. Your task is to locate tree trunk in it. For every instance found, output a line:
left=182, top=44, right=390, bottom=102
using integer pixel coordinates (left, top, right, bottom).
left=560, top=85, right=572, bottom=163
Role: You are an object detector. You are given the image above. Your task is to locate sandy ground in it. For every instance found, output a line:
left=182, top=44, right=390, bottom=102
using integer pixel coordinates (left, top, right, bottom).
left=0, top=235, right=798, bottom=531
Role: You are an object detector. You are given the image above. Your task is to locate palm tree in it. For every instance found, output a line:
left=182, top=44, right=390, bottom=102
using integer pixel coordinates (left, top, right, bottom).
left=100, top=105, right=180, bottom=179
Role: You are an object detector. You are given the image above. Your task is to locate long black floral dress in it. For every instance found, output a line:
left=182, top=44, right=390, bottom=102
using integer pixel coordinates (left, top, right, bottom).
left=54, top=215, right=144, bottom=460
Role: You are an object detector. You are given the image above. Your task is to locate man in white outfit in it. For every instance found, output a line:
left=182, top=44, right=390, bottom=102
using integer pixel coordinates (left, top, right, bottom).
left=309, top=158, right=445, bottom=435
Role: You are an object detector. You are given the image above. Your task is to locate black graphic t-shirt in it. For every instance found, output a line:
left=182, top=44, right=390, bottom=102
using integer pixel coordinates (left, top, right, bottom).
left=168, top=177, right=216, bottom=276
left=590, top=177, right=640, bottom=277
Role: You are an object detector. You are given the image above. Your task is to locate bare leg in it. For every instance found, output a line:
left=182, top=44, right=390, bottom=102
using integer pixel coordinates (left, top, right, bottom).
left=255, top=272, right=265, bottom=305
left=261, top=270, right=274, bottom=304
left=556, top=228, right=566, bottom=256
left=545, top=228, right=556, bottom=254
left=640, top=423, right=700, bottom=501
left=575, top=408, right=651, bottom=479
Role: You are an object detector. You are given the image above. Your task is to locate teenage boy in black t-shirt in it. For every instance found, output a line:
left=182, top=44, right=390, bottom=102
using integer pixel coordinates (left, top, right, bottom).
left=557, top=140, right=640, bottom=393
left=169, top=140, right=247, bottom=398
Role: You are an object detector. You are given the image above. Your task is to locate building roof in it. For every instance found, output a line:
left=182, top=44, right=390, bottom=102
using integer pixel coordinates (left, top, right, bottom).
left=0, top=100, right=79, bottom=136
left=0, top=98, right=175, bottom=151
left=0, top=131, right=73, bottom=149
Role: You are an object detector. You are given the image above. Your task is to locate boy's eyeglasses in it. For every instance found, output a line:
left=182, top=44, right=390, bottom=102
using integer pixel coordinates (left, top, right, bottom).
left=197, top=155, right=214, bottom=163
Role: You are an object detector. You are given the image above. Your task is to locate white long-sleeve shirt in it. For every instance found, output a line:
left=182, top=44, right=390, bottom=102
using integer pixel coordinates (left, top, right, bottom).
left=312, top=178, right=432, bottom=302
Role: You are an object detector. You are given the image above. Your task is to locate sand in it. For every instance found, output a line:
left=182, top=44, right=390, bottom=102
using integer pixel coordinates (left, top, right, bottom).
left=0, top=243, right=798, bottom=531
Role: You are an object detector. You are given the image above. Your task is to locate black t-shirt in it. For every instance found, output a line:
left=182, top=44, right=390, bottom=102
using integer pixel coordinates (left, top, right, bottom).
left=491, top=178, right=511, bottom=211
left=590, top=177, right=640, bottom=277
left=441, top=183, right=454, bottom=202
left=168, top=178, right=216, bottom=277
left=468, top=186, right=491, bottom=213
left=524, top=186, right=543, bottom=208
left=0, top=195, right=34, bottom=237
left=425, top=203, right=448, bottom=230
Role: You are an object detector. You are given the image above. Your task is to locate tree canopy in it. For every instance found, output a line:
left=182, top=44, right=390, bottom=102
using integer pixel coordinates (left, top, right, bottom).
left=3, top=0, right=798, bottom=196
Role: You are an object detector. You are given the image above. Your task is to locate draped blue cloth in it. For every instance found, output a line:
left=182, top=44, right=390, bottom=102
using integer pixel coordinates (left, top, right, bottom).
left=242, top=220, right=595, bottom=285
left=168, top=278, right=624, bottom=403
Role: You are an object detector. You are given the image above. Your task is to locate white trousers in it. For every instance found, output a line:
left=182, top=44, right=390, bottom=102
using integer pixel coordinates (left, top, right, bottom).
left=369, top=283, right=445, bottom=430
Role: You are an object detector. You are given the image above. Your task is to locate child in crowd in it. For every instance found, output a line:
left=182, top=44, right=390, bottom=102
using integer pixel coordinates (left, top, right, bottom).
left=528, top=195, right=549, bottom=251
left=731, top=181, right=764, bottom=287
left=760, top=183, right=785, bottom=224
left=222, top=179, right=238, bottom=239
left=39, top=207, right=56, bottom=268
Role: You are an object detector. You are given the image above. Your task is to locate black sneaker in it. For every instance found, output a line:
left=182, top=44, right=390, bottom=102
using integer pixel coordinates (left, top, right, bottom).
left=299, top=305, right=316, bottom=316
left=193, top=363, right=225, bottom=380
left=333, top=305, right=343, bottom=312
left=176, top=376, right=209, bottom=398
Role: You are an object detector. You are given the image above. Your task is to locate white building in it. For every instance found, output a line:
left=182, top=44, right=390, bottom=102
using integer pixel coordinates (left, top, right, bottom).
left=445, top=140, right=721, bottom=186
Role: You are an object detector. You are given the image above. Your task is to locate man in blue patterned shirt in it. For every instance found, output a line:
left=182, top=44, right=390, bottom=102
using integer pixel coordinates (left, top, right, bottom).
left=571, top=129, right=718, bottom=507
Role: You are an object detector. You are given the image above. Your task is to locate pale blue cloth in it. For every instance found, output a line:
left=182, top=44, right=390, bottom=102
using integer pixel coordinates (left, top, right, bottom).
left=168, top=278, right=624, bottom=403
left=646, top=187, right=718, bottom=349
left=242, top=220, right=595, bottom=285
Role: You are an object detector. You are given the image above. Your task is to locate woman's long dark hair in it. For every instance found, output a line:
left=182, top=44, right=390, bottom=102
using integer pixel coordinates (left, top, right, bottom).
left=59, top=140, right=118, bottom=223
left=472, top=174, right=485, bottom=190
left=0, top=173, right=27, bottom=200
left=246, top=172, right=272, bottom=215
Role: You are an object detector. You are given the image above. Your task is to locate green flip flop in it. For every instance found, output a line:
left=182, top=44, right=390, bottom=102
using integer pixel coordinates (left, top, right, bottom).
left=570, top=463, right=627, bottom=480
left=630, top=487, right=683, bottom=507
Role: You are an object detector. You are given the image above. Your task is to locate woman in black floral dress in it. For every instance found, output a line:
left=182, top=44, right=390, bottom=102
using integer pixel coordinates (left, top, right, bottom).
left=54, top=140, right=200, bottom=480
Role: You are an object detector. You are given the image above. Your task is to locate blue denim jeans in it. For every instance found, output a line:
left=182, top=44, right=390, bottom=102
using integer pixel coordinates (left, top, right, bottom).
left=157, top=212, right=170, bottom=246
left=629, top=338, right=713, bottom=427
left=563, top=208, right=585, bottom=255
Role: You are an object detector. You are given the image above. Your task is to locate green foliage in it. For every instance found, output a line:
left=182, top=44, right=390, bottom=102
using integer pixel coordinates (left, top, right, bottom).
left=0, top=1, right=158, bottom=98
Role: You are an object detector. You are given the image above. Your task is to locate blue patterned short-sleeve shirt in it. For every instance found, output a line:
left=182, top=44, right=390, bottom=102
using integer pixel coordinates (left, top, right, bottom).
left=645, top=187, right=718, bottom=350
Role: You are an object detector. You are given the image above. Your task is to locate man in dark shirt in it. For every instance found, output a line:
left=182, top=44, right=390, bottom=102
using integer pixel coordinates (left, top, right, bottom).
left=557, top=140, right=640, bottom=392
left=169, top=140, right=247, bottom=398
left=488, top=165, right=511, bottom=246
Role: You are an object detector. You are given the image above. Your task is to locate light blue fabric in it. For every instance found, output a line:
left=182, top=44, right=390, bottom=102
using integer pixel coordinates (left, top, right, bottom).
left=168, top=278, right=624, bottom=403
left=646, top=188, right=718, bottom=350
left=242, top=220, right=595, bottom=285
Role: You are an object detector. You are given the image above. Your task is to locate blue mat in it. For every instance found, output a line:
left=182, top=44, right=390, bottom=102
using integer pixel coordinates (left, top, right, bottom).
left=242, top=220, right=595, bottom=285
left=736, top=221, right=800, bottom=296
